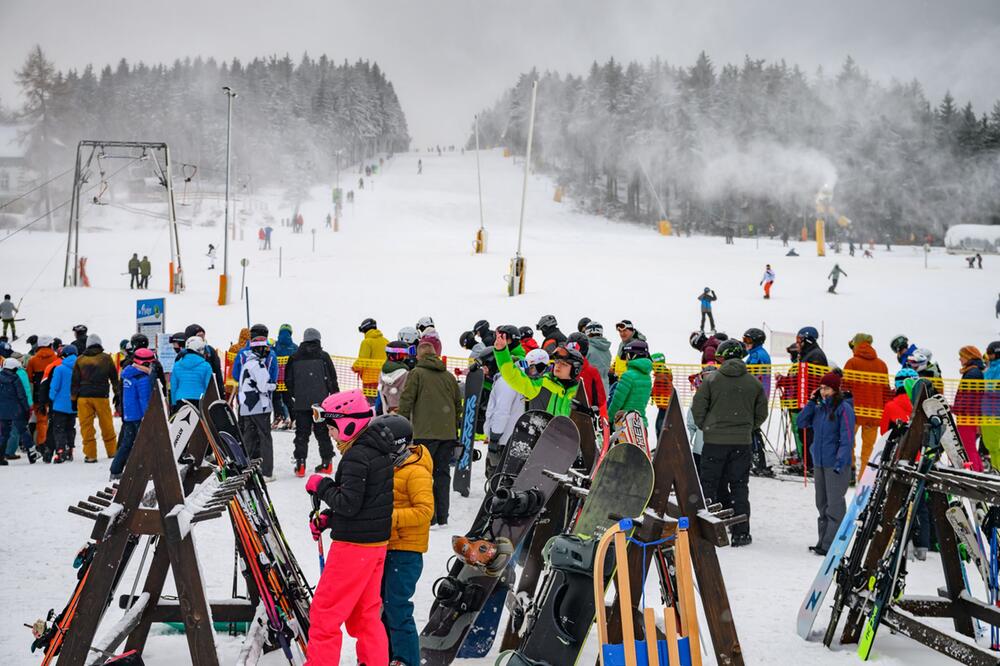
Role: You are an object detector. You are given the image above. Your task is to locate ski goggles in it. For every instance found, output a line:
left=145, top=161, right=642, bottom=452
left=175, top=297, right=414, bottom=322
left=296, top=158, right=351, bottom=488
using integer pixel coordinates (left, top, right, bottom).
left=386, top=344, right=416, bottom=357
left=311, top=404, right=373, bottom=424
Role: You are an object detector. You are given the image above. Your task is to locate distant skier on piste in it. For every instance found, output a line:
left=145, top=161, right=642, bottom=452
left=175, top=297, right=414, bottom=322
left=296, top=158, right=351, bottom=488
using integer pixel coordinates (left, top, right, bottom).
left=697, top=287, right=717, bottom=332
left=827, top=264, right=847, bottom=293
left=760, top=264, right=775, bottom=299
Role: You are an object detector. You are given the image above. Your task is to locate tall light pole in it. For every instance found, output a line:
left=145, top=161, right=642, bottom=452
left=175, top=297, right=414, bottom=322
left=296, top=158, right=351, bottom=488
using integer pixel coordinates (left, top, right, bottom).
left=474, top=114, right=486, bottom=253
left=507, top=79, right=537, bottom=297
left=219, top=86, right=237, bottom=306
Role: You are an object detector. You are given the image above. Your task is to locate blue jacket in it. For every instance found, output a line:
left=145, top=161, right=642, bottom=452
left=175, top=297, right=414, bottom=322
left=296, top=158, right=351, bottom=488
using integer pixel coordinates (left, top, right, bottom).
left=170, top=351, right=213, bottom=405
left=798, top=395, right=856, bottom=471
left=744, top=344, right=772, bottom=396
left=274, top=328, right=298, bottom=358
left=984, top=362, right=1000, bottom=417
left=898, top=343, right=917, bottom=368
left=231, top=344, right=278, bottom=383
left=49, top=354, right=77, bottom=414
left=121, top=364, right=153, bottom=422
left=0, top=368, right=29, bottom=420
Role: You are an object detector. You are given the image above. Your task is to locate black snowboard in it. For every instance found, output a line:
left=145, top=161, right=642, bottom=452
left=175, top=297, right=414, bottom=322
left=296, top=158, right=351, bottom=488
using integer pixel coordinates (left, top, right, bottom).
left=454, top=366, right=485, bottom=497
left=419, top=415, right=580, bottom=666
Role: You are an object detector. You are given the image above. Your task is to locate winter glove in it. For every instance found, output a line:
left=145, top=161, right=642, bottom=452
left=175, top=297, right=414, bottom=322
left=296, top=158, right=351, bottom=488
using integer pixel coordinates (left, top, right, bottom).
left=305, top=474, right=334, bottom=497
left=310, top=510, right=331, bottom=541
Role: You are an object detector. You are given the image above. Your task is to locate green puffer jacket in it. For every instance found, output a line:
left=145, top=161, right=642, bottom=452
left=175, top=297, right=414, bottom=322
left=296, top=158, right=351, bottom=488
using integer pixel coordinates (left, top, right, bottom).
left=608, top=357, right=653, bottom=426
left=691, top=359, right=768, bottom=445
left=397, top=354, right=462, bottom=441
left=494, top=346, right=577, bottom=416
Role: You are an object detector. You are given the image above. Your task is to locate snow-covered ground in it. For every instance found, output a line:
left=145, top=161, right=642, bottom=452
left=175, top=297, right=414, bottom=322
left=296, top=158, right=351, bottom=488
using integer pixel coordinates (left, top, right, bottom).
left=1, top=149, right=997, bottom=665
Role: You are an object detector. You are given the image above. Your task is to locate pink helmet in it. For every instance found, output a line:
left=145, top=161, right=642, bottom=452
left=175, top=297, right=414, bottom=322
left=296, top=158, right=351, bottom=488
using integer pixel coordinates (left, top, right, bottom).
left=133, top=348, right=155, bottom=365
left=314, top=389, right=373, bottom=442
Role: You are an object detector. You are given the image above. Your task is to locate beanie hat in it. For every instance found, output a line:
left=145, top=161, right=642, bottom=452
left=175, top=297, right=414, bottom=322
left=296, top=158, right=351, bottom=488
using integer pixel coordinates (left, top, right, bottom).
left=819, top=372, right=842, bottom=392
left=186, top=336, right=206, bottom=353
left=416, top=341, right=437, bottom=359
left=86, top=334, right=103, bottom=349
left=279, top=323, right=293, bottom=333
left=37, top=335, right=54, bottom=348
left=850, top=333, right=873, bottom=348
left=302, top=327, right=321, bottom=343
left=960, top=345, right=982, bottom=364
left=3, top=357, right=19, bottom=370
left=133, top=348, right=155, bottom=364
left=420, top=330, right=442, bottom=356
left=60, top=344, right=78, bottom=357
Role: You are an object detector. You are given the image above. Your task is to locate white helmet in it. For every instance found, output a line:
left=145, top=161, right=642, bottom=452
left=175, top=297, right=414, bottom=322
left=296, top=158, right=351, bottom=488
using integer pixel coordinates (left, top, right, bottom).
left=416, top=316, right=435, bottom=333
left=525, top=348, right=550, bottom=366
left=907, top=348, right=931, bottom=371
left=3, top=357, right=20, bottom=370
left=397, top=326, right=419, bottom=345
left=186, top=336, right=207, bottom=353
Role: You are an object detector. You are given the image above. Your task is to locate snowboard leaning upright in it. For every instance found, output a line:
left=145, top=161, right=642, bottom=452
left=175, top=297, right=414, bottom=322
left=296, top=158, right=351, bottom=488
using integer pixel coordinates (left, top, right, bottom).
left=454, top=366, right=485, bottom=497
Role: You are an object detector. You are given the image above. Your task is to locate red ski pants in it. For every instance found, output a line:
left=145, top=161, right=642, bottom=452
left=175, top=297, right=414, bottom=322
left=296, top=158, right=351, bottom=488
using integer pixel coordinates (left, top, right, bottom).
left=957, top=425, right=984, bottom=472
left=306, top=541, right=388, bottom=666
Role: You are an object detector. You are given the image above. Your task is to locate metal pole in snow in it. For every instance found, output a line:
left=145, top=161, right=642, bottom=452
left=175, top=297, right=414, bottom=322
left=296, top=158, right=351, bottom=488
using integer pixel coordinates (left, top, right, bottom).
left=476, top=114, right=485, bottom=232
left=515, top=80, right=538, bottom=258
left=279, top=247, right=282, bottom=278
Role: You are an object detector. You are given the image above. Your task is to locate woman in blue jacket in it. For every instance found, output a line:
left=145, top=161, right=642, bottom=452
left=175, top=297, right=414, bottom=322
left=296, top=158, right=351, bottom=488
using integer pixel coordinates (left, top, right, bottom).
left=48, top=345, right=78, bottom=462
left=170, top=337, right=213, bottom=412
left=797, top=372, right=855, bottom=556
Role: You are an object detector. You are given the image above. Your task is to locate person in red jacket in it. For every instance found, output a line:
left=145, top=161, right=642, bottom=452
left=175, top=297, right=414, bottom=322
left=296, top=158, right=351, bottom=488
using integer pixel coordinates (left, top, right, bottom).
left=880, top=368, right=917, bottom=434
left=567, top=333, right=607, bottom=411
left=842, top=333, right=890, bottom=477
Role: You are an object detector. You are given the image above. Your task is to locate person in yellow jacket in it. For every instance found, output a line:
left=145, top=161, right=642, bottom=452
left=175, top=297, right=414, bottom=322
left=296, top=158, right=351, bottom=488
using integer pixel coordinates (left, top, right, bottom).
left=380, top=414, right=433, bottom=666
left=352, top=318, right=389, bottom=402
left=493, top=329, right=582, bottom=416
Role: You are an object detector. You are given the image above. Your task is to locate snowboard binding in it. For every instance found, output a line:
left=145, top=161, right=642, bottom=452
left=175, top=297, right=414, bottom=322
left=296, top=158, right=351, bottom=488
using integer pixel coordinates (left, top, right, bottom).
left=489, top=487, right=545, bottom=518
left=432, top=574, right=485, bottom=612
left=452, top=536, right=514, bottom=576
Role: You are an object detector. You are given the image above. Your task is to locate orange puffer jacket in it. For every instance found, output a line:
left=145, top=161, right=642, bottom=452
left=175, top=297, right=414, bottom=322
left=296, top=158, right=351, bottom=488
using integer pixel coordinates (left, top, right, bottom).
left=389, top=445, right=434, bottom=552
left=843, top=342, right=890, bottom=426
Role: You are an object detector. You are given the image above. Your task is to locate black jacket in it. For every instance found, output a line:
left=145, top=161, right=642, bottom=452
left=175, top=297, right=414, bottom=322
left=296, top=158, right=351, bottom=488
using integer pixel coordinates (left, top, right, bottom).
left=316, top=424, right=394, bottom=543
left=285, top=341, right=339, bottom=411
left=541, top=326, right=567, bottom=353
left=799, top=342, right=828, bottom=367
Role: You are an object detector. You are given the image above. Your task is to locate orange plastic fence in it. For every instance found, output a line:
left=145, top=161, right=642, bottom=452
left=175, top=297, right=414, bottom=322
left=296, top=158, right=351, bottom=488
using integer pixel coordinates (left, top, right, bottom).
left=224, top=351, right=1000, bottom=426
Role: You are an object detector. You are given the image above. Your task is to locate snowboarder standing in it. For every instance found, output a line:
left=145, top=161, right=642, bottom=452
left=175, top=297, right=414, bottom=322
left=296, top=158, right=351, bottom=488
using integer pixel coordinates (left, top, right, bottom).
left=285, top=328, right=340, bottom=478
left=697, top=288, right=717, bottom=333
left=139, top=255, right=151, bottom=289
left=0, top=295, right=18, bottom=340
left=127, top=253, right=140, bottom=289
left=828, top=264, right=847, bottom=293
left=760, top=264, right=775, bottom=299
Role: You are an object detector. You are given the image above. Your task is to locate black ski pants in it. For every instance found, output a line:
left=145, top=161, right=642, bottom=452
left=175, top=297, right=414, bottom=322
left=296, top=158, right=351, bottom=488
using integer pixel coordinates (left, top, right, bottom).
left=293, top=410, right=334, bottom=462
left=420, top=439, right=456, bottom=524
left=48, top=411, right=77, bottom=453
left=700, top=443, right=751, bottom=536
left=240, top=412, right=274, bottom=476
left=700, top=310, right=715, bottom=332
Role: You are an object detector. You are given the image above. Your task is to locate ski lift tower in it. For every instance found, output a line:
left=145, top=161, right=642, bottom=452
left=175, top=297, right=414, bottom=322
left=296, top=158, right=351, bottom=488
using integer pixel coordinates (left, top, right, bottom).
left=62, top=140, right=184, bottom=293
left=507, top=79, right=537, bottom=297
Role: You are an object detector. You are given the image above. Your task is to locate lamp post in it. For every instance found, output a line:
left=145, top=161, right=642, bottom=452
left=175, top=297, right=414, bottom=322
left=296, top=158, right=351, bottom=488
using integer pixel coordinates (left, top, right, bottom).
left=219, top=86, right=237, bottom=306
left=507, top=79, right=537, bottom=297
left=474, top=114, right=486, bottom=253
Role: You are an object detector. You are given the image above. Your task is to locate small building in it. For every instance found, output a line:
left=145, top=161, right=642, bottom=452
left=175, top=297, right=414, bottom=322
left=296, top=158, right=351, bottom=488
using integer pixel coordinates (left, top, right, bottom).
left=945, top=224, right=1000, bottom=254
left=0, top=124, right=34, bottom=218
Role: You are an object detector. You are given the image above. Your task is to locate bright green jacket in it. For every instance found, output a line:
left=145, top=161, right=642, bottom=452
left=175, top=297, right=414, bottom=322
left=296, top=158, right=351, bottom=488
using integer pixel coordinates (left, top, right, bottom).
left=494, top=346, right=577, bottom=417
left=608, top=357, right=652, bottom=426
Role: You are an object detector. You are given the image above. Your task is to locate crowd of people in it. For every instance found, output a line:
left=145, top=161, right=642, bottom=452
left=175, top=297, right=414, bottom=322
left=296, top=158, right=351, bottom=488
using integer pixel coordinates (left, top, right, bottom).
left=2, top=310, right=998, bottom=665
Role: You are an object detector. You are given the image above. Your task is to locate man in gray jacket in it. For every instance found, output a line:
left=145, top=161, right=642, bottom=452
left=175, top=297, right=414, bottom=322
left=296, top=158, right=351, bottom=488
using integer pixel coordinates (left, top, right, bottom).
left=691, top=339, right=768, bottom=547
left=584, top=321, right=612, bottom=394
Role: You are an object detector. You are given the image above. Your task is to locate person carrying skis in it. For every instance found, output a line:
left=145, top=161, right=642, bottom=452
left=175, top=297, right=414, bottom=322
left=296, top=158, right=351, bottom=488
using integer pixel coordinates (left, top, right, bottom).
left=760, top=264, right=775, bottom=299
left=536, top=314, right=566, bottom=353
left=236, top=335, right=277, bottom=480
left=607, top=338, right=652, bottom=427
left=139, top=255, right=151, bottom=289
left=797, top=372, right=855, bottom=556
left=71, top=334, right=119, bottom=462
left=110, top=348, right=154, bottom=480
left=955, top=345, right=985, bottom=471
left=493, top=329, right=581, bottom=417
left=842, top=333, right=889, bottom=480
left=170, top=337, right=214, bottom=413
left=286, top=328, right=340, bottom=477
left=353, top=318, right=389, bottom=402
left=0, top=294, right=18, bottom=340
left=398, top=340, right=461, bottom=526
left=305, top=390, right=393, bottom=666
left=380, top=415, right=433, bottom=666
left=48, top=344, right=78, bottom=463
left=567, top=332, right=607, bottom=413
left=0, top=357, right=38, bottom=463
left=827, top=264, right=847, bottom=293
left=272, top=324, right=299, bottom=429
left=697, top=288, right=717, bottom=332
left=691, top=339, right=767, bottom=547
left=583, top=321, right=612, bottom=395
left=128, top=253, right=140, bottom=289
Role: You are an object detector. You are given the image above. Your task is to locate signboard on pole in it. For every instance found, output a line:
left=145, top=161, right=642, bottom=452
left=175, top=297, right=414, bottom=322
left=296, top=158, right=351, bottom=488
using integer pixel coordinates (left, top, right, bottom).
left=136, top=298, right=166, bottom=336
left=156, top=332, right=177, bottom=373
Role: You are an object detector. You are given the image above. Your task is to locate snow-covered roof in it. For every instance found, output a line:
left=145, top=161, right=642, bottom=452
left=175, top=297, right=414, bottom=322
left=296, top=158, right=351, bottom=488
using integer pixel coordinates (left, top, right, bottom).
left=0, top=125, right=28, bottom=159
left=945, top=224, right=1000, bottom=244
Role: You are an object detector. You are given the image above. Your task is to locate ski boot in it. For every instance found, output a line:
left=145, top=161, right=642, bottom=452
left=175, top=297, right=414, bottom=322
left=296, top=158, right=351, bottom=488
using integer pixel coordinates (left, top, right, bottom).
left=24, top=446, right=40, bottom=464
left=452, top=536, right=513, bottom=576
left=731, top=532, right=753, bottom=547
left=294, top=459, right=306, bottom=478
left=314, top=459, right=333, bottom=475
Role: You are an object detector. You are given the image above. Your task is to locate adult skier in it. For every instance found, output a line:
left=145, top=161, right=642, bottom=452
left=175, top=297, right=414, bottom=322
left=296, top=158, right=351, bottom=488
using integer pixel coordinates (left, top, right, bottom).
left=26, top=335, right=57, bottom=450
left=536, top=314, right=566, bottom=352
left=827, top=264, right=847, bottom=293
left=305, top=391, right=393, bottom=666
left=286, top=328, right=340, bottom=477
left=415, top=316, right=435, bottom=337
left=691, top=339, right=767, bottom=547
left=128, top=253, right=140, bottom=289
left=607, top=339, right=652, bottom=427
left=584, top=321, right=612, bottom=395
left=760, top=264, right=775, bottom=299
left=697, top=287, right=717, bottom=332
left=353, top=318, right=388, bottom=402
left=0, top=294, right=19, bottom=340
left=71, top=334, right=119, bottom=462
left=743, top=328, right=773, bottom=475
left=185, top=323, right=225, bottom=395
left=842, top=333, right=889, bottom=479
left=72, top=325, right=89, bottom=355
left=139, top=255, right=151, bottom=289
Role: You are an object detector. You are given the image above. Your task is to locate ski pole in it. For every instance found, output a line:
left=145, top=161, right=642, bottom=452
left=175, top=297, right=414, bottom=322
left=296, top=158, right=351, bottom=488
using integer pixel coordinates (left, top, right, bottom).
left=311, top=495, right=325, bottom=573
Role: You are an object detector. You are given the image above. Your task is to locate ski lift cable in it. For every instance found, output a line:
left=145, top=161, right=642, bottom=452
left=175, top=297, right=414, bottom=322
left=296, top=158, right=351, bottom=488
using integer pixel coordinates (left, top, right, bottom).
left=0, top=166, right=75, bottom=212
left=0, top=155, right=143, bottom=245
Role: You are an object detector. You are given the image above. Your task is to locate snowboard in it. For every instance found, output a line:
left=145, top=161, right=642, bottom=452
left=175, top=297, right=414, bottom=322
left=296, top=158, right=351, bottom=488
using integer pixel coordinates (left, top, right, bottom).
left=796, top=434, right=887, bottom=639
left=454, top=366, right=485, bottom=497
left=419, top=416, right=580, bottom=666
left=611, top=409, right=650, bottom=456
left=168, top=402, right=200, bottom=461
left=503, top=443, right=655, bottom=666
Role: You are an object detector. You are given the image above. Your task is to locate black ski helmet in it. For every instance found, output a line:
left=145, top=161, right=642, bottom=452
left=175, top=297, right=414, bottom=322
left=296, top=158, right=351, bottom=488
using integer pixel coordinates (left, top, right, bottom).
left=797, top=326, right=819, bottom=344
left=250, top=323, right=269, bottom=339
left=577, top=317, right=591, bottom=333
left=358, top=318, right=377, bottom=334
left=567, top=331, right=590, bottom=357
left=551, top=345, right=585, bottom=380
left=72, top=324, right=88, bottom=335
left=475, top=345, right=499, bottom=374
left=689, top=331, right=708, bottom=351
left=987, top=341, right=1000, bottom=359
left=497, top=324, right=521, bottom=342
left=621, top=339, right=650, bottom=360
left=713, top=331, right=729, bottom=341
left=518, top=326, right=535, bottom=341
left=716, top=339, right=746, bottom=360
left=743, top=328, right=766, bottom=347
left=473, top=320, right=491, bottom=336
left=169, top=331, right=187, bottom=346
left=536, top=314, right=558, bottom=331
left=130, top=333, right=149, bottom=349
left=890, top=335, right=909, bottom=354
left=459, top=330, right=478, bottom=350
left=370, top=414, right=414, bottom=467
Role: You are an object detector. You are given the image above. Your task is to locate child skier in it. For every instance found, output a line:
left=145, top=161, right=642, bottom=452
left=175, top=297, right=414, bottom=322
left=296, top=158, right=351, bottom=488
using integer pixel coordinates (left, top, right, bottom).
left=379, top=341, right=413, bottom=413
left=381, top=414, right=433, bottom=666
left=110, top=348, right=154, bottom=480
left=305, top=389, right=393, bottom=666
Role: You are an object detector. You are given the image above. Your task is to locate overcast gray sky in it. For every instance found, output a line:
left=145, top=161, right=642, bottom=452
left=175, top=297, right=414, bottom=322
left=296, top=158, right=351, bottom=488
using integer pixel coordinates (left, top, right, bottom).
left=2, top=0, right=999, bottom=145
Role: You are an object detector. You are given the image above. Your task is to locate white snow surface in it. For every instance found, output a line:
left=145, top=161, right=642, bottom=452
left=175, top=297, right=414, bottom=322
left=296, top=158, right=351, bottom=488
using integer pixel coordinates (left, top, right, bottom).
left=1, top=149, right=997, bottom=664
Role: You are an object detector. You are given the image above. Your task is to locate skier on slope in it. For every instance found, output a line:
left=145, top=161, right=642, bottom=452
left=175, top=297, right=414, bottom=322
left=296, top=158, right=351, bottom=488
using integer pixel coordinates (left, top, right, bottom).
left=206, top=244, right=216, bottom=270
left=305, top=391, right=393, bottom=666
left=827, top=264, right=847, bottom=293
left=493, top=329, right=580, bottom=417
left=0, top=294, right=19, bottom=340
left=127, top=253, right=140, bottom=289
left=697, top=288, right=717, bottom=332
left=760, top=264, right=775, bottom=299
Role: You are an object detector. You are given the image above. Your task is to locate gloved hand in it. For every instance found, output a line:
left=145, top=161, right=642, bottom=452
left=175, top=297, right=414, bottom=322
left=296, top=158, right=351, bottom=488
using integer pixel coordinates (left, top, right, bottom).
left=310, top=511, right=330, bottom=541
left=305, top=474, right=332, bottom=496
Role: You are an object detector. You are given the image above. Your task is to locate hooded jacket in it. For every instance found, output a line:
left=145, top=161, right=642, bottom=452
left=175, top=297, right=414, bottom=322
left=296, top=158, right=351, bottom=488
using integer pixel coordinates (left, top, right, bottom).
left=26, top=347, right=57, bottom=397
left=71, top=346, right=119, bottom=400
left=744, top=344, right=772, bottom=397
left=608, top=357, right=652, bottom=426
left=285, top=340, right=339, bottom=411
left=121, top=364, right=154, bottom=422
left=843, top=342, right=890, bottom=426
left=578, top=358, right=608, bottom=411
left=273, top=327, right=298, bottom=358
left=389, top=445, right=434, bottom=552
left=398, top=353, right=462, bottom=440
left=316, top=423, right=395, bottom=543
left=984, top=361, right=1000, bottom=418
left=880, top=391, right=913, bottom=434
left=170, top=350, right=213, bottom=405
left=586, top=335, right=613, bottom=394
left=799, top=341, right=829, bottom=367
left=798, top=394, right=856, bottom=470
left=378, top=359, right=410, bottom=412
left=691, top=359, right=768, bottom=445
left=955, top=357, right=985, bottom=417
left=494, top=346, right=579, bottom=417
left=49, top=353, right=77, bottom=414
left=236, top=352, right=276, bottom=416
left=0, top=368, right=29, bottom=420
left=353, top=328, right=389, bottom=384
left=484, top=374, right=525, bottom=446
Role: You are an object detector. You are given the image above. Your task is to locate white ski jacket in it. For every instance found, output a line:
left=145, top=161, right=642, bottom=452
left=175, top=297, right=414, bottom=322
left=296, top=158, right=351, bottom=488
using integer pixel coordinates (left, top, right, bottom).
left=484, top=375, right=525, bottom=447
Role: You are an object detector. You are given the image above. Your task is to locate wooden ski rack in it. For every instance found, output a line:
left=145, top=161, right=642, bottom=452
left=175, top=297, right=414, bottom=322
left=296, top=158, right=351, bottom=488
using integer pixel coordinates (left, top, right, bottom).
left=50, top=381, right=279, bottom=665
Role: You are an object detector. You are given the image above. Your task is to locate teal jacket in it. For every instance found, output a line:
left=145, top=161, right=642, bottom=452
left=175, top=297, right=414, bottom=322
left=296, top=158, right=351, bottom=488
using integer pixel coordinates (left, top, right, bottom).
left=608, top=357, right=652, bottom=426
left=494, top=346, right=577, bottom=417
